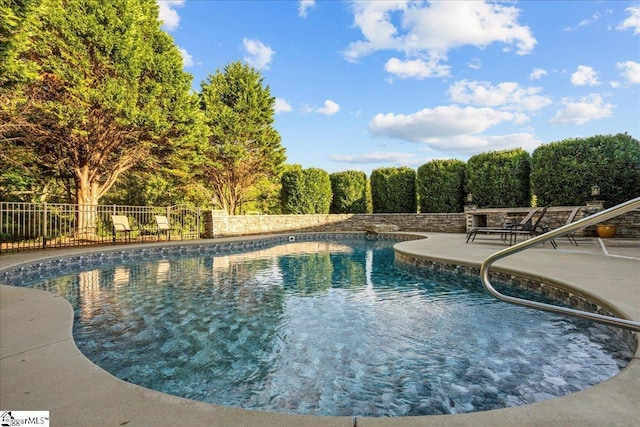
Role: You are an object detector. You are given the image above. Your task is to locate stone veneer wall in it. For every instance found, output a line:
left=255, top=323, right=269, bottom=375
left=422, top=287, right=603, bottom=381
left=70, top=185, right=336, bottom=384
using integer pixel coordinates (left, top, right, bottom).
left=464, top=205, right=640, bottom=238
left=602, top=209, right=640, bottom=238
left=202, top=206, right=639, bottom=239
left=203, top=213, right=466, bottom=238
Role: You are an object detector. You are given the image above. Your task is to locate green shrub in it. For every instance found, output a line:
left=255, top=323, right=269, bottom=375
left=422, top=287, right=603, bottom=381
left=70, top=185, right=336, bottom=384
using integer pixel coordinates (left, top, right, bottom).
left=531, top=133, right=640, bottom=207
left=280, top=165, right=305, bottom=214
left=330, top=171, right=368, bottom=214
left=280, top=165, right=332, bottom=214
left=417, top=159, right=466, bottom=213
left=303, top=168, right=332, bottom=214
left=465, top=148, right=531, bottom=208
left=370, top=166, right=416, bottom=213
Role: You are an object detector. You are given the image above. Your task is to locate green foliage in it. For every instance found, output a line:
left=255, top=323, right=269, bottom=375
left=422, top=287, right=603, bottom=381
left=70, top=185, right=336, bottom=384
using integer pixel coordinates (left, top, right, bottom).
left=279, top=165, right=332, bottom=214
left=330, top=170, right=368, bottom=214
left=416, top=159, right=466, bottom=213
left=200, top=61, right=286, bottom=214
left=280, top=164, right=304, bottom=214
left=0, top=166, right=36, bottom=201
left=531, top=133, right=640, bottom=207
left=303, top=168, right=332, bottom=214
left=465, top=148, right=531, bottom=208
left=1, top=0, right=205, bottom=209
left=241, top=177, right=283, bottom=214
left=0, top=0, right=39, bottom=87
left=370, top=167, right=416, bottom=213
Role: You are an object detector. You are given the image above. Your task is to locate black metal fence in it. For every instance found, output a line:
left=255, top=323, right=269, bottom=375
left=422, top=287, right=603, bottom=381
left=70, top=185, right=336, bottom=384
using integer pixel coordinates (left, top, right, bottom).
left=0, top=202, right=203, bottom=254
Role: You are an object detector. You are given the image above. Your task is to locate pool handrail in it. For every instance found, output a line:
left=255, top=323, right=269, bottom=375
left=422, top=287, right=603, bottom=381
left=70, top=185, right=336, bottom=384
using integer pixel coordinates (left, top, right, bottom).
left=480, top=197, right=640, bottom=332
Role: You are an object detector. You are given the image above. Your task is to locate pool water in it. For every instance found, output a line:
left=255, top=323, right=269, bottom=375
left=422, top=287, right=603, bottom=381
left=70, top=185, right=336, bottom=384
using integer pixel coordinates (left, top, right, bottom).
left=16, top=239, right=632, bottom=416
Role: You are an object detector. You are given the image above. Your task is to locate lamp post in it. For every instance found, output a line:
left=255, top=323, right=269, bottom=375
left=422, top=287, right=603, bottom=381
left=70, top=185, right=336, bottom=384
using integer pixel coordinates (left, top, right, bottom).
left=591, top=184, right=600, bottom=200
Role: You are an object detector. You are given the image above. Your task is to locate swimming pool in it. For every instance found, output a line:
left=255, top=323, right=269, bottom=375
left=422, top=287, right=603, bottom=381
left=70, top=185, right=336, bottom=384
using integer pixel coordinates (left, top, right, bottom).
left=5, top=236, right=632, bottom=417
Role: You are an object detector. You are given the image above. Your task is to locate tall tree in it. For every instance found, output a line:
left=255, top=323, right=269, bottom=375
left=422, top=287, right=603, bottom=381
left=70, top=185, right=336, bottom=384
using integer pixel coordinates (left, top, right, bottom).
left=0, top=0, right=206, bottom=229
left=200, top=61, right=286, bottom=215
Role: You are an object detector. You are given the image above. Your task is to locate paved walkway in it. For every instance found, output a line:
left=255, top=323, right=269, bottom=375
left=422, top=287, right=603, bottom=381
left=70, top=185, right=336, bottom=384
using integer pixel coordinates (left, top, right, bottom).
left=1, top=233, right=638, bottom=426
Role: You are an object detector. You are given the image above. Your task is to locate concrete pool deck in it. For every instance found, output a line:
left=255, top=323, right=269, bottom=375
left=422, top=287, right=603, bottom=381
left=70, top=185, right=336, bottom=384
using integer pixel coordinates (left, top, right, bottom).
left=1, top=233, right=638, bottom=426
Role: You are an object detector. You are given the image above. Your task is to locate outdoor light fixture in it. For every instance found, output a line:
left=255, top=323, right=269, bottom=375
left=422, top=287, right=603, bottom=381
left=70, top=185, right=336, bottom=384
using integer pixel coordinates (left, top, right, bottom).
left=466, top=193, right=474, bottom=204
left=591, top=184, right=600, bottom=198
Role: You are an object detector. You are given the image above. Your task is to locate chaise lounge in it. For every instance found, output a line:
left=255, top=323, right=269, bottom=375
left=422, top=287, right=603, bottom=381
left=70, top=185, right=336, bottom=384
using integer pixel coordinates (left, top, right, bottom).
left=466, top=207, right=539, bottom=244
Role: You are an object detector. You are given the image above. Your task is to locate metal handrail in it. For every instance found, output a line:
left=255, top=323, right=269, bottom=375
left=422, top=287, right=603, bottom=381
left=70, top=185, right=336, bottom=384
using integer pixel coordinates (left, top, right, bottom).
left=480, top=197, right=640, bottom=331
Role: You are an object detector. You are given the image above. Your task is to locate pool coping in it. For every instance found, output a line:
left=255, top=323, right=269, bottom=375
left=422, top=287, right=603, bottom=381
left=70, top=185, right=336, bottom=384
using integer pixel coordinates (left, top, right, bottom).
left=1, top=232, right=639, bottom=426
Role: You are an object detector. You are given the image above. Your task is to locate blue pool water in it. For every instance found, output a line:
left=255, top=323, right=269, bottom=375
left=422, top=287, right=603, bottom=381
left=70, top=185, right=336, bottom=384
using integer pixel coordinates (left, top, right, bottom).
left=11, top=238, right=632, bottom=416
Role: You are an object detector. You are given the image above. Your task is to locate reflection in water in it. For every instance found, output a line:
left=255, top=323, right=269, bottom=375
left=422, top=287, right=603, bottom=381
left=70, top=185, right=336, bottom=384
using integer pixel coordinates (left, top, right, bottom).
left=16, top=239, right=632, bottom=417
left=155, top=260, right=170, bottom=284
left=78, top=269, right=101, bottom=322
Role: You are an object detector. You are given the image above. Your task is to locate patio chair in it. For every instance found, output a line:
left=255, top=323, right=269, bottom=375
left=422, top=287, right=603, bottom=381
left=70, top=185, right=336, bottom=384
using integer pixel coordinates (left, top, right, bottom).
left=154, top=215, right=174, bottom=241
left=509, top=205, right=556, bottom=248
left=541, top=206, right=581, bottom=246
left=466, top=207, right=539, bottom=243
left=111, top=215, right=136, bottom=243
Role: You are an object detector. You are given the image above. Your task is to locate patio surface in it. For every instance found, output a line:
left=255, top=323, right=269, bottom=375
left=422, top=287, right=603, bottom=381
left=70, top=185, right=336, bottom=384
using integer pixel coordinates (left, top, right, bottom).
left=1, top=233, right=638, bottom=426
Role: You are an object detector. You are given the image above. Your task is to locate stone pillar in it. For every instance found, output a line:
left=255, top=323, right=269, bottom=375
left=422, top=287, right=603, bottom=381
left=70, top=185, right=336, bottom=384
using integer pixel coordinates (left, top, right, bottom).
left=202, top=210, right=213, bottom=238
left=464, top=204, right=477, bottom=233
left=584, top=200, right=604, bottom=236
left=202, top=209, right=229, bottom=238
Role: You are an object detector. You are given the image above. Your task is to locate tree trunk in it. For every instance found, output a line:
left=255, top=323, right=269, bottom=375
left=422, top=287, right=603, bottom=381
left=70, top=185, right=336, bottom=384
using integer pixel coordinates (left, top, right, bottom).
left=76, top=166, right=99, bottom=238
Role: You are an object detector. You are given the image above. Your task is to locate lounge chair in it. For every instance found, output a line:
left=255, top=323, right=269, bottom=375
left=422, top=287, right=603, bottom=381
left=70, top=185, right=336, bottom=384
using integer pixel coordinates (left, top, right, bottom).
left=541, top=206, right=581, bottom=246
left=466, top=207, right=539, bottom=244
left=111, top=215, right=136, bottom=243
left=509, top=205, right=555, bottom=248
left=154, top=215, right=174, bottom=241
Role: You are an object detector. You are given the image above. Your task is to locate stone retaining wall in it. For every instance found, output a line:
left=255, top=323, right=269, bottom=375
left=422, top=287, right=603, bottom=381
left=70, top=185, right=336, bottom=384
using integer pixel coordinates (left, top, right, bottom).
left=203, top=213, right=466, bottom=238
left=202, top=206, right=639, bottom=239
left=464, top=205, right=640, bottom=238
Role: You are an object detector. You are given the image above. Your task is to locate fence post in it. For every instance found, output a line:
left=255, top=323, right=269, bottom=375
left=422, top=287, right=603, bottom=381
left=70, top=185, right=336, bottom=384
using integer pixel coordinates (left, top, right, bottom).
left=42, top=202, right=48, bottom=250
left=197, top=207, right=201, bottom=239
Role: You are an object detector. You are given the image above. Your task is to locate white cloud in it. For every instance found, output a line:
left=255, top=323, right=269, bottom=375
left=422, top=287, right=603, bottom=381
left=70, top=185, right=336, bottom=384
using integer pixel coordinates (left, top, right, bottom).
left=448, top=80, right=552, bottom=112
left=618, top=6, right=640, bottom=34
left=529, top=68, right=547, bottom=80
left=564, top=12, right=602, bottom=31
left=179, top=48, right=193, bottom=67
left=305, top=99, right=340, bottom=115
left=616, top=61, right=640, bottom=84
left=550, top=94, right=614, bottom=125
left=275, top=98, right=293, bottom=113
left=329, top=151, right=419, bottom=165
left=384, top=57, right=450, bottom=79
left=369, top=105, right=522, bottom=145
left=157, top=0, right=185, bottom=32
left=467, top=58, right=482, bottom=70
left=344, top=1, right=536, bottom=68
left=579, top=12, right=601, bottom=27
left=242, top=38, right=275, bottom=70
left=414, top=133, right=542, bottom=153
left=298, top=0, right=315, bottom=18
left=570, top=65, right=600, bottom=86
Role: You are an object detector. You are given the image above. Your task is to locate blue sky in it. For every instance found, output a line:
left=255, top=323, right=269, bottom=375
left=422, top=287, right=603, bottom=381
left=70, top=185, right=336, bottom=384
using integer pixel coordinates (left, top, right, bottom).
left=157, top=0, right=640, bottom=175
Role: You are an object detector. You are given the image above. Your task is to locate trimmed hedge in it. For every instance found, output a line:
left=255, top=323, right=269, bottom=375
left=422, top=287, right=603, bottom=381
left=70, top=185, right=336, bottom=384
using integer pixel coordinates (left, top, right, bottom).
left=304, top=168, right=332, bottom=214
left=280, top=165, right=305, bottom=214
left=531, top=133, right=640, bottom=207
left=370, top=166, right=416, bottom=213
left=280, top=166, right=332, bottom=214
left=330, top=170, right=368, bottom=214
left=465, top=148, right=531, bottom=208
left=417, top=159, right=466, bottom=213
